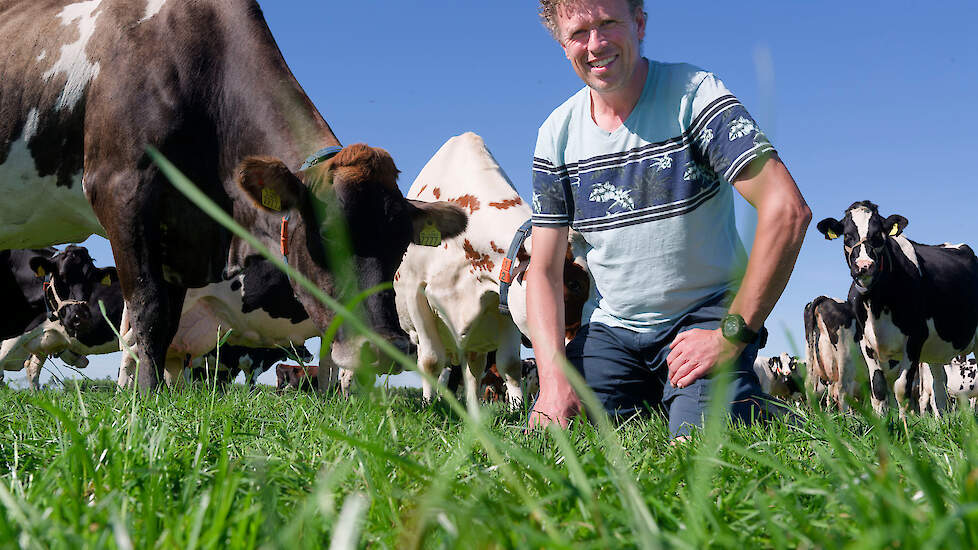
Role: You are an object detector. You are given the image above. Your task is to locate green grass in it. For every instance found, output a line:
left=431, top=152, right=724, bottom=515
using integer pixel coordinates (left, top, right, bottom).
left=2, top=384, right=978, bottom=549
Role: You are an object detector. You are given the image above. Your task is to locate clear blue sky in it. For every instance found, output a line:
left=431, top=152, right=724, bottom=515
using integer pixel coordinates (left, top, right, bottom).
left=22, top=1, right=978, bottom=387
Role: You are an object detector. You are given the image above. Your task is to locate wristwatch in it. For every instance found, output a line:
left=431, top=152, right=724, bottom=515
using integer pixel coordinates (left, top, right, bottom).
left=720, top=313, right=767, bottom=348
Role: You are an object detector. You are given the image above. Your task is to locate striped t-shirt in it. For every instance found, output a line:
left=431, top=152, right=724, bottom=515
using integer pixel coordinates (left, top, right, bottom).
left=531, top=60, right=776, bottom=333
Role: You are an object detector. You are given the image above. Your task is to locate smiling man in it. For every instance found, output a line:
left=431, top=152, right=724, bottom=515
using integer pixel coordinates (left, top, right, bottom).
left=526, top=0, right=811, bottom=437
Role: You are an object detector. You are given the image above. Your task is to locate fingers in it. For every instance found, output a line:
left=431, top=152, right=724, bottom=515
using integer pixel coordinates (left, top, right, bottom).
left=674, top=362, right=712, bottom=389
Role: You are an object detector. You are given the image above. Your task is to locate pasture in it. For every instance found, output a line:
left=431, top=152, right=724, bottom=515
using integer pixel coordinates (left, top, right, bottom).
left=2, top=381, right=977, bottom=549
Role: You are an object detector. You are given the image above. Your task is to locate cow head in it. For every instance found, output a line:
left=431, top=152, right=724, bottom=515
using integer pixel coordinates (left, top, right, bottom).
left=276, top=364, right=319, bottom=392
left=817, top=201, right=908, bottom=291
left=235, top=144, right=467, bottom=369
left=765, top=353, right=803, bottom=398
left=28, top=245, right=120, bottom=341
left=563, top=247, right=590, bottom=341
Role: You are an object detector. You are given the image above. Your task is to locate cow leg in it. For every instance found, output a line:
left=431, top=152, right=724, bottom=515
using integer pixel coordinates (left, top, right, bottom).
left=928, top=362, right=949, bottom=417
left=893, top=359, right=917, bottom=420
left=163, top=353, right=186, bottom=389
left=495, top=319, right=524, bottom=410
left=862, top=341, right=889, bottom=415
left=461, top=351, right=487, bottom=416
left=25, top=355, right=43, bottom=390
left=405, top=285, right=447, bottom=404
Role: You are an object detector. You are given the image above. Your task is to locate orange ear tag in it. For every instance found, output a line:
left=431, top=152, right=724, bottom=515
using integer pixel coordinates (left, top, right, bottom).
left=419, top=221, right=441, bottom=247
left=261, top=187, right=282, bottom=211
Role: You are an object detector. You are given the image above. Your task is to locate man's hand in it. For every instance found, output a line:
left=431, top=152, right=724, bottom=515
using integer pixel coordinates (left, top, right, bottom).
left=666, top=328, right=745, bottom=388
left=528, top=380, right=581, bottom=428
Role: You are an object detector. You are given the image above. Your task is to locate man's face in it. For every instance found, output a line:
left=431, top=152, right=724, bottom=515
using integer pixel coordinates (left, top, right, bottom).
left=554, top=0, right=646, bottom=95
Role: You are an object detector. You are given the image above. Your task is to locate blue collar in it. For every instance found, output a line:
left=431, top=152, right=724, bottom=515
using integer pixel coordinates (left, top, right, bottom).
left=300, top=145, right=343, bottom=171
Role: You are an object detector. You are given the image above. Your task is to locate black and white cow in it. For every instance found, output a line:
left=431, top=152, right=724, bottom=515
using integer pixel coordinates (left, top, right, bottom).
left=817, top=201, right=978, bottom=417
left=803, top=296, right=861, bottom=411
left=188, top=344, right=313, bottom=387
left=1, top=1, right=466, bottom=390
left=0, top=245, right=123, bottom=388
left=751, top=353, right=804, bottom=401
left=943, top=355, right=978, bottom=409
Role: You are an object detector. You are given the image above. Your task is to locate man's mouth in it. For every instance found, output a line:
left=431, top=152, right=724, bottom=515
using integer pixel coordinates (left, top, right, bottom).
left=588, top=55, right=616, bottom=69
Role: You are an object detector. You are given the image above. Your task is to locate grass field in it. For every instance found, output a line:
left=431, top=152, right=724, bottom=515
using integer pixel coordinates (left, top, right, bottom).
left=2, top=381, right=978, bottom=549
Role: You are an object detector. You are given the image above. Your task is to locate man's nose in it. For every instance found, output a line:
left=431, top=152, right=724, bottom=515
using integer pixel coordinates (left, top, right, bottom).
left=587, top=28, right=607, bottom=52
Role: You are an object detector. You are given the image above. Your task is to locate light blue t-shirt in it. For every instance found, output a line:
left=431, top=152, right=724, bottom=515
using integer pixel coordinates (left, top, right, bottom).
left=531, top=60, right=776, bottom=333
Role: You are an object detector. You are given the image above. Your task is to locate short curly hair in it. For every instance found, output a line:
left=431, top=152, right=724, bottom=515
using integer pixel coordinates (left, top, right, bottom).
left=539, top=0, right=645, bottom=38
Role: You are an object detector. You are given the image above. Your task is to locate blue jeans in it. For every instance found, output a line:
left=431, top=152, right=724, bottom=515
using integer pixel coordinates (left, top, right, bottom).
left=565, top=296, right=777, bottom=438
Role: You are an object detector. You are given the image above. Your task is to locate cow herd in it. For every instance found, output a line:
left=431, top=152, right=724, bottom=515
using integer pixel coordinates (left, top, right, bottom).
left=2, top=1, right=977, bottom=421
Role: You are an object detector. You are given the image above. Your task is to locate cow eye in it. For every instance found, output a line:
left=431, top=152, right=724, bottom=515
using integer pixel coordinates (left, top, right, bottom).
left=567, top=280, right=583, bottom=292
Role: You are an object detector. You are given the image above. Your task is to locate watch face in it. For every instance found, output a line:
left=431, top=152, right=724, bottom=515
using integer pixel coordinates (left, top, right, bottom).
left=723, top=315, right=741, bottom=337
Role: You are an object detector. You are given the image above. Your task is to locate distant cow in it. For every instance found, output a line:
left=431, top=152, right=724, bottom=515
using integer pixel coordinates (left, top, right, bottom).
left=937, top=355, right=977, bottom=410
left=189, top=344, right=313, bottom=386
left=752, top=353, right=803, bottom=400
left=137, top=256, right=322, bottom=388
left=818, top=201, right=978, bottom=417
left=1, top=1, right=465, bottom=392
left=276, top=363, right=319, bottom=392
left=394, top=133, right=588, bottom=410
left=803, top=296, right=861, bottom=411
left=0, top=246, right=122, bottom=389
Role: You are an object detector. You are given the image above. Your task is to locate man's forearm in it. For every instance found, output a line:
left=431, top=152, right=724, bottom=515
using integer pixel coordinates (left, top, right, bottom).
left=526, top=264, right=570, bottom=392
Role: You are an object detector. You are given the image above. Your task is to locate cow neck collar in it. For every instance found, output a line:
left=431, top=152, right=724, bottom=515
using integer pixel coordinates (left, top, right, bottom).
left=498, top=219, right=533, bottom=315
left=300, top=145, right=343, bottom=171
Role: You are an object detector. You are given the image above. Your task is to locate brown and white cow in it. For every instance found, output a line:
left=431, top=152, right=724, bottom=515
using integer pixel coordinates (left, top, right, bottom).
left=803, top=296, right=861, bottom=411
left=1, top=1, right=466, bottom=390
left=393, top=133, right=588, bottom=410
left=817, top=201, right=978, bottom=417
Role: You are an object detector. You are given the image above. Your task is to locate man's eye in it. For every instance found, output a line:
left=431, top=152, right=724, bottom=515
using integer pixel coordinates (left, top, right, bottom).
left=600, top=20, right=617, bottom=28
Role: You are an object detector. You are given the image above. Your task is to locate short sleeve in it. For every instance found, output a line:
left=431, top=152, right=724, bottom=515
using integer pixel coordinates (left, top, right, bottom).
left=531, top=127, right=573, bottom=227
left=688, top=73, right=777, bottom=183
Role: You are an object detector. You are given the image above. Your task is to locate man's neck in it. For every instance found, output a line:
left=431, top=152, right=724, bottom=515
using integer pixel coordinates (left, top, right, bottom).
left=590, top=58, right=649, bottom=133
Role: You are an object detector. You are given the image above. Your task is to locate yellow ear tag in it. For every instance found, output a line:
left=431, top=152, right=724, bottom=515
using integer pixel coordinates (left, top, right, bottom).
left=418, top=220, right=442, bottom=247
left=101, top=275, right=112, bottom=286
left=826, top=229, right=838, bottom=240
left=261, top=187, right=282, bottom=211
left=889, top=224, right=900, bottom=236
left=35, top=266, right=46, bottom=277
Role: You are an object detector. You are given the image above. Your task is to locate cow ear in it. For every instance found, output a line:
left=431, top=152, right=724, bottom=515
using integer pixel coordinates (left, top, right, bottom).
left=237, top=156, right=306, bottom=213
left=884, top=214, right=908, bottom=237
left=98, top=267, right=118, bottom=286
left=408, top=200, right=468, bottom=246
left=816, top=217, right=843, bottom=240
left=29, top=257, right=56, bottom=279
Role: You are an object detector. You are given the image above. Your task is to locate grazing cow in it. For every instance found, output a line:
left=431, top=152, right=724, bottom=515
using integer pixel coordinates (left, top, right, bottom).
left=803, top=296, right=861, bottom=411
left=140, top=256, right=321, bottom=388
left=276, top=363, right=319, bottom=392
left=817, top=201, right=978, bottom=417
left=394, top=133, right=589, bottom=410
left=0, top=246, right=122, bottom=388
left=942, top=355, right=978, bottom=409
left=751, top=353, right=804, bottom=400
left=1, top=1, right=466, bottom=390
left=188, top=344, right=313, bottom=386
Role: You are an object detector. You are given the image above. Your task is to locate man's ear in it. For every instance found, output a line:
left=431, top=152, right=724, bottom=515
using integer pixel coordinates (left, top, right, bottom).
left=408, top=200, right=468, bottom=245
left=29, top=256, right=56, bottom=279
left=237, top=156, right=306, bottom=213
left=97, top=267, right=118, bottom=286
left=816, top=217, right=844, bottom=240
left=884, top=214, right=908, bottom=237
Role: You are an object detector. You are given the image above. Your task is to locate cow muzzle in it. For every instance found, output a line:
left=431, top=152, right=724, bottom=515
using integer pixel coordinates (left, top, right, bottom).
left=61, top=304, right=93, bottom=337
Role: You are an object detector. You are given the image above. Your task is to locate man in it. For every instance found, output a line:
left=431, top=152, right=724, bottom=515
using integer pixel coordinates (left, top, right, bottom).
left=527, top=0, right=810, bottom=437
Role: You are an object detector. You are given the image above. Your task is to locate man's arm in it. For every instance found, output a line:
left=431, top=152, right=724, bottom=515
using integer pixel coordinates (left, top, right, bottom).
left=526, top=225, right=579, bottom=428
left=666, top=156, right=811, bottom=388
